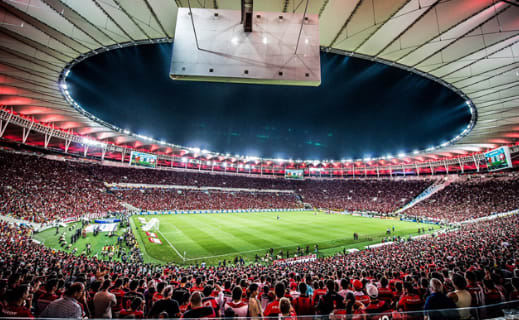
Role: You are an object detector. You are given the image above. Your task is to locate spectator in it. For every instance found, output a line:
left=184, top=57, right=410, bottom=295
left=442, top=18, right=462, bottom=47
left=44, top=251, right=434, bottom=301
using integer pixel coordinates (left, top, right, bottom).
left=423, top=278, right=458, bottom=320
left=40, top=282, right=84, bottom=319
left=93, top=279, right=117, bottom=318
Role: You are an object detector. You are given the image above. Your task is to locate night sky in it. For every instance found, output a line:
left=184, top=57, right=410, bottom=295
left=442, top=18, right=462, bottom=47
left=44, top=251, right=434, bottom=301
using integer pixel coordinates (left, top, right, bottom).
left=67, top=43, right=471, bottom=160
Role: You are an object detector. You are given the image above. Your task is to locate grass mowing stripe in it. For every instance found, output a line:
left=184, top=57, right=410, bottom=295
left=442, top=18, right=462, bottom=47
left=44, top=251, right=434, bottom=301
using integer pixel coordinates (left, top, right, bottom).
left=128, top=212, right=441, bottom=264
left=179, top=218, right=240, bottom=256
left=157, top=229, right=184, bottom=259
left=191, top=220, right=268, bottom=251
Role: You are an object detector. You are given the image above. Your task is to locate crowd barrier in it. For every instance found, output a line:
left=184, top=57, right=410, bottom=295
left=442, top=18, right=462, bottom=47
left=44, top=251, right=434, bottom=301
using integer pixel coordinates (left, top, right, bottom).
left=1, top=300, right=517, bottom=320
left=133, top=208, right=311, bottom=215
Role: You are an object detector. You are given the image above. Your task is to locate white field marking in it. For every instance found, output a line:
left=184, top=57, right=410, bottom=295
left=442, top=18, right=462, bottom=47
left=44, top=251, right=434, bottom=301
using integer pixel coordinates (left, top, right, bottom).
left=157, top=229, right=185, bottom=260
left=181, top=226, right=442, bottom=261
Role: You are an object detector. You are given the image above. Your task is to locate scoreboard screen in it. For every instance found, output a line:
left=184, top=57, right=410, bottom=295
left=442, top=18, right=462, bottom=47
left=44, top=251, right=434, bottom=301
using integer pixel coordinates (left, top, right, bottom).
left=485, top=146, right=512, bottom=171
left=285, top=169, right=304, bottom=180
left=130, top=151, right=157, bottom=168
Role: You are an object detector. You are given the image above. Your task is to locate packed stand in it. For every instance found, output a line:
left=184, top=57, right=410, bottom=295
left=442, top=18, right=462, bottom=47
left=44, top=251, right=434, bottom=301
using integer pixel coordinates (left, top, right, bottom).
left=115, top=189, right=303, bottom=211
left=298, top=179, right=432, bottom=213
left=1, top=213, right=518, bottom=319
left=404, top=176, right=519, bottom=223
left=0, top=151, right=122, bottom=223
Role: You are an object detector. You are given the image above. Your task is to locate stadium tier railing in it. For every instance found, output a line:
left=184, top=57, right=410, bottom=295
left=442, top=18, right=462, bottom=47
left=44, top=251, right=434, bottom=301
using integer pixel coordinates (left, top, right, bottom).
left=1, top=301, right=517, bottom=320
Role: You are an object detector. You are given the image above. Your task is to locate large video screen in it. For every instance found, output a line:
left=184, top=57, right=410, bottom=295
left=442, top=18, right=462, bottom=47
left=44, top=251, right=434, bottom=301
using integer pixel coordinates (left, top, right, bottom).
left=285, top=169, right=304, bottom=180
left=130, top=151, right=157, bottom=168
left=485, top=146, right=512, bottom=171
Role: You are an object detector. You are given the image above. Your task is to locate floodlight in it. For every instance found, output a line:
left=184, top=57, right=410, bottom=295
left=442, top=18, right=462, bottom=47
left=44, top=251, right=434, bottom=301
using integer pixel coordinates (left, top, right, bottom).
left=123, top=129, right=130, bottom=134
left=398, top=152, right=406, bottom=158
left=413, top=150, right=419, bottom=154
left=441, top=141, right=449, bottom=147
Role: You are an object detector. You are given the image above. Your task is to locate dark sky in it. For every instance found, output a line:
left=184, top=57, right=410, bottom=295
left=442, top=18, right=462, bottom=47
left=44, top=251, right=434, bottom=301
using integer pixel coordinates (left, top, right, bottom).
left=67, top=43, right=471, bottom=160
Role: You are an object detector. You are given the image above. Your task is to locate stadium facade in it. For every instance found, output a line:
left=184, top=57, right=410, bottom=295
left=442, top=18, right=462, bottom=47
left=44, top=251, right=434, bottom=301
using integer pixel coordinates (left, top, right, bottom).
left=0, top=0, right=518, bottom=176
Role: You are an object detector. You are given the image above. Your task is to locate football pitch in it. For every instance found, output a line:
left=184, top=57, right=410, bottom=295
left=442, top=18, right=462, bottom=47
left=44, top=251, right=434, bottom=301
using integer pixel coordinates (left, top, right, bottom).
left=130, top=211, right=440, bottom=265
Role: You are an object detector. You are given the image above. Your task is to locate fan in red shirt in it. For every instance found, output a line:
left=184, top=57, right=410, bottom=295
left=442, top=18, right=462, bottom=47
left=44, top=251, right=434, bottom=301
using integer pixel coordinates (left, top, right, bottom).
left=352, top=280, right=370, bottom=306
left=152, top=282, right=166, bottom=303
left=190, top=277, right=204, bottom=293
left=109, top=279, right=126, bottom=314
left=118, top=297, right=144, bottom=319
left=365, top=284, right=390, bottom=319
left=0, top=284, right=34, bottom=319
left=264, top=282, right=286, bottom=317
left=292, top=283, right=315, bottom=316
left=312, top=280, right=327, bottom=306
left=181, top=292, right=216, bottom=319
left=202, top=285, right=221, bottom=316
left=279, top=297, right=297, bottom=320
left=35, top=278, right=59, bottom=316
left=397, top=282, right=424, bottom=320
left=377, top=277, right=394, bottom=307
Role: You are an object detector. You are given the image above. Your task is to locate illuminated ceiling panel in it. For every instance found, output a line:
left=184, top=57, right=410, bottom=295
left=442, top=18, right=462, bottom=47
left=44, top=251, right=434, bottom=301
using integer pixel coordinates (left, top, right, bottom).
left=0, top=0, right=517, bottom=163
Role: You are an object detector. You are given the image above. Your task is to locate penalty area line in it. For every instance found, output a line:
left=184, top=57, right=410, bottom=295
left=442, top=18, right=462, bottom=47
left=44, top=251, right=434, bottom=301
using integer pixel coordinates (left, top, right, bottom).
left=157, top=229, right=185, bottom=260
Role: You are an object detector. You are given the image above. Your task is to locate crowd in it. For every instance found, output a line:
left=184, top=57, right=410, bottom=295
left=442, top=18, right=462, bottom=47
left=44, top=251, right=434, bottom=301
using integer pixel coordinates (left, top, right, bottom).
left=0, top=152, right=121, bottom=223
left=115, top=189, right=302, bottom=211
left=404, top=176, right=519, bottom=222
left=1, top=150, right=519, bottom=319
left=298, top=179, right=432, bottom=213
left=0, top=213, right=518, bottom=319
left=2, top=149, right=519, bottom=224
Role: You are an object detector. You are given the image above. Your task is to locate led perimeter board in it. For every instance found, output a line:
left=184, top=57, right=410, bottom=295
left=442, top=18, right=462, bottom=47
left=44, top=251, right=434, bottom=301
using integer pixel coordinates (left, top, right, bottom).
left=130, top=151, right=157, bottom=168
left=485, top=146, right=512, bottom=171
left=285, top=169, right=304, bottom=180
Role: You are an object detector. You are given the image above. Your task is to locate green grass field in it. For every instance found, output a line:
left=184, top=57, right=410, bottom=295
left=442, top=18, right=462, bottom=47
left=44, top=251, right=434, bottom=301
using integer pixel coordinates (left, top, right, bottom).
left=130, top=211, right=440, bottom=265
left=33, top=212, right=440, bottom=266
left=33, top=222, right=133, bottom=262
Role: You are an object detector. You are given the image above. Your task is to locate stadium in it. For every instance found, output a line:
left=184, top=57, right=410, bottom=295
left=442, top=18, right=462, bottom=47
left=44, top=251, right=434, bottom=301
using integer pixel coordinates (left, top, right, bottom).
left=1, top=0, right=519, bottom=319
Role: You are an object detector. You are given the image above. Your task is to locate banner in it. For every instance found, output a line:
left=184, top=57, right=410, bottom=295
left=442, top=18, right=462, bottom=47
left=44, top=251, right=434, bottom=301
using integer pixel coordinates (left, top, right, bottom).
left=149, top=237, right=162, bottom=244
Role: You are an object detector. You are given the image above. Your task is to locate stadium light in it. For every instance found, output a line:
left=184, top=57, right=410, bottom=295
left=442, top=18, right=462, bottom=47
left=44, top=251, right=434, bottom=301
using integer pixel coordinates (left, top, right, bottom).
left=82, top=137, right=106, bottom=148
left=413, top=150, right=419, bottom=155
left=123, top=129, right=130, bottom=134
left=465, top=100, right=470, bottom=106
left=181, top=157, right=187, bottom=162
left=60, top=83, right=67, bottom=90
left=398, top=152, right=406, bottom=158
left=441, top=141, right=449, bottom=147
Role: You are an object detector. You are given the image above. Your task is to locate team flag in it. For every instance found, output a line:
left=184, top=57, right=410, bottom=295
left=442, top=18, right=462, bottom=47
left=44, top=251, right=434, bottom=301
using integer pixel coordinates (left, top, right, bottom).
left=145, top=232, right=157, bottom=237
left=149, top=237, right=162, bottom=244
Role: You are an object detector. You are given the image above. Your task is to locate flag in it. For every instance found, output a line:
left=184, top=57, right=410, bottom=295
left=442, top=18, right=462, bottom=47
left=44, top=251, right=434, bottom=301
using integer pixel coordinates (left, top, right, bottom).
left=145, top=232, right=157, bottom=237
left=149, top=237, right=162, bottom=244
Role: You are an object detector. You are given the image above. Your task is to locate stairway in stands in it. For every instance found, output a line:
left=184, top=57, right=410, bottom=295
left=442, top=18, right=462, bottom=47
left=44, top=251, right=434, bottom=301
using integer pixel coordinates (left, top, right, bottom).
left=395, top=176, right=460, bottom=214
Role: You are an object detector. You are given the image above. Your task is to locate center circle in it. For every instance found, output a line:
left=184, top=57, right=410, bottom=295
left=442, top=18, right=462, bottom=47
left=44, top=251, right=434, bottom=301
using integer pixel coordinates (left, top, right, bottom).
left=67, top=43, right=471, bottom=160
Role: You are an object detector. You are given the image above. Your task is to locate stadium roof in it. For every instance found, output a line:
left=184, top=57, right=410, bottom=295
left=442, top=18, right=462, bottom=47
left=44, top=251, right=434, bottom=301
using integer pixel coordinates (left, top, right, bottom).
left=0, top=0, right=518, bottom=166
